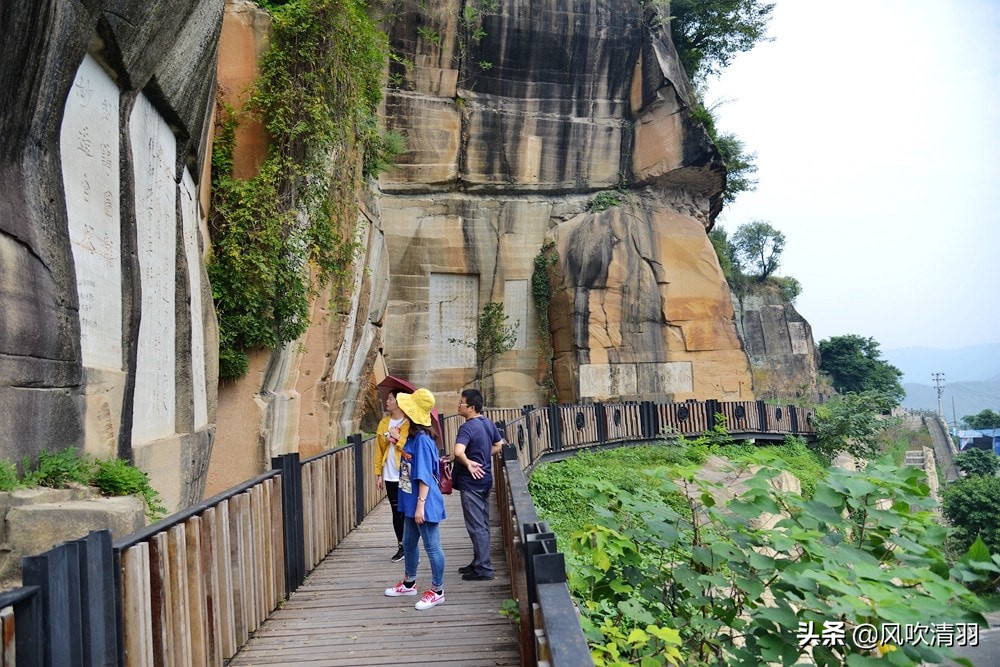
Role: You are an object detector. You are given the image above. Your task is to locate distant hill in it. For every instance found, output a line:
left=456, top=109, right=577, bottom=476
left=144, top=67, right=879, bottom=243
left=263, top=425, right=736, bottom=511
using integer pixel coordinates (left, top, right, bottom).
left=901, top=380, right=1000, bottom=427
left=882, top=343, right=1000, bottom=384
left=881, top=344, right=1000, bottom=427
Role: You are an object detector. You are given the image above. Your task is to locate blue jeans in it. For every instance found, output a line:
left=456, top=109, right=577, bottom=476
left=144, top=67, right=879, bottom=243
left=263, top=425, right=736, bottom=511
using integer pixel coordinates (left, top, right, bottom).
left=459, top=486, right=493, bottom=577
left=402, top=516, right=445, bottom=589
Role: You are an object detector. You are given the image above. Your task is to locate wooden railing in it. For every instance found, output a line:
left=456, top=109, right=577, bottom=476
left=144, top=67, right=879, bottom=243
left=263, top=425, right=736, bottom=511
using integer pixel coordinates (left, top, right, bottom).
left=0, top=399, right=815, bottom=666
left=0, top=435, right=381, bottom=667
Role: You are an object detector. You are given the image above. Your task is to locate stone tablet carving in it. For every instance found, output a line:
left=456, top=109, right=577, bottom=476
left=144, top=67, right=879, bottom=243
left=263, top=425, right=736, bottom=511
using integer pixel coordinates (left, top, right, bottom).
left=61, top=54, right=122, bottom=371
left=429, top=273, right=477, bottom=368
left=181, top=169, right=208, bottom=429
left=504, top=279, right=528, bottom=350
left=580, top=363, right=638, bottom=399
left=130, top=93, right=177, bottom=442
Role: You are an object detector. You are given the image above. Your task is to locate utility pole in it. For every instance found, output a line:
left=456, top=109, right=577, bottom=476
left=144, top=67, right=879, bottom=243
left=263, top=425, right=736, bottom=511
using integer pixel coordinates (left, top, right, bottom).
left=932, top=372, right=946, bottom=418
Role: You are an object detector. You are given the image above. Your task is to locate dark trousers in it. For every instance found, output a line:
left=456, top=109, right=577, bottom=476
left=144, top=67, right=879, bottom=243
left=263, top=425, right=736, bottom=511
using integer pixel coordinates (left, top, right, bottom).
left=385, top=480, right=404, bottom=544
left=460, top=486, right=493, bottom=576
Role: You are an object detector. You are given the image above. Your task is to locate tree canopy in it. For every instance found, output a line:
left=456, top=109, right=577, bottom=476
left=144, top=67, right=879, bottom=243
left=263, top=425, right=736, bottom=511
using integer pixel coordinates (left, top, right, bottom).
left=963, top=409, right=1000, bottom=430
left=730, top=219, right=785, bottom=280
left=955, top=448, right=1000, bottom=478
left=665, top=0, right=775, bottom=82
left=818, top=334, right=905, bottom=405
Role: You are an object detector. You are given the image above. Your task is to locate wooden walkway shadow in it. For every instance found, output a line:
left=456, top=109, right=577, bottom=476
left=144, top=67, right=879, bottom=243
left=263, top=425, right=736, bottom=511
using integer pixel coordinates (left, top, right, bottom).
left=229, top=491, right=520, bottom=666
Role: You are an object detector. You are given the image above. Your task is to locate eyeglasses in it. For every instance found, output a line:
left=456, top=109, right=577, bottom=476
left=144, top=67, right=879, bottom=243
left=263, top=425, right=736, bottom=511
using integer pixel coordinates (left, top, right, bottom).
left=458, top=402, right=469, bottom=407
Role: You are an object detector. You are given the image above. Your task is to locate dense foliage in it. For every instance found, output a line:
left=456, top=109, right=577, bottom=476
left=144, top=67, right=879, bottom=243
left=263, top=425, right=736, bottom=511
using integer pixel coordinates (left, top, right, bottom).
left=660, top=0, right=775, bottom=83
left=812, top=390, right=897, bottom=464
left=818, top=335, right=905, bottom=405
left=532, top=442, right=988, bottom=665
left=209, top=0, right=392, bottom=378
left=963, top=409, right=1000, bottom=430
left=956, top=448, right=1000, bottom=478
left=714, top=133, right=759, bottom=205
left=944, top=475, right=1000, bottom=555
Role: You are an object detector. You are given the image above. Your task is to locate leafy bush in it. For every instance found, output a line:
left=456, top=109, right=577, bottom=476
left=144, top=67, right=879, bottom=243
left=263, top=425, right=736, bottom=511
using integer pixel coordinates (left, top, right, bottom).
left=943, top=474, right=1000, bottom=554
left=0, top=461, right=18, bottom=492
left=7, top=449, right=167, bottom=522
left=92, top=458, right=167, bottom=521
left=563, top=459, right=986, bottom=665
left=590, top=191, right=622, bottom=213
left=956, top=448, right=1000, bottom=478
left=21, top=447, right=93, bottom=488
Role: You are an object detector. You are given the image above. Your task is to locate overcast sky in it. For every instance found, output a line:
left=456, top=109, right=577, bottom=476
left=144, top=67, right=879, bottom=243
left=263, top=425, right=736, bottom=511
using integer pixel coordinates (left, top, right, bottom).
left=706, top=0, right=1000, bottom=351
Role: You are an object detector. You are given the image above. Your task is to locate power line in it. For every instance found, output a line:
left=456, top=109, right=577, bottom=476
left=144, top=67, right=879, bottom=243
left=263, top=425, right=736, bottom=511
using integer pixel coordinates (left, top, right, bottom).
left=932, top=372, right=946, bottom=417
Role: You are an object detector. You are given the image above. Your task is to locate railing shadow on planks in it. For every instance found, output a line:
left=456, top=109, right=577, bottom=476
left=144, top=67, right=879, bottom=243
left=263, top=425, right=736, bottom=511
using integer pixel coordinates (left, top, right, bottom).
left=0, top=399, right=814, bottom=667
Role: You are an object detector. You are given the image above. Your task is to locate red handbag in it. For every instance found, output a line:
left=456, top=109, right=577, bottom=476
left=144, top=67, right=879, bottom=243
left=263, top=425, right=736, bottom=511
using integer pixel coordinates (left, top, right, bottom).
left=436, top=456, right=453, bottom=495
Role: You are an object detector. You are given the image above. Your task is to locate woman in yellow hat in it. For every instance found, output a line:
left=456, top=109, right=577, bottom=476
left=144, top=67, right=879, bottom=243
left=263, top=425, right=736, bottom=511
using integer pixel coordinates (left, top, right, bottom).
left=383, top=388, right=447, bottom=610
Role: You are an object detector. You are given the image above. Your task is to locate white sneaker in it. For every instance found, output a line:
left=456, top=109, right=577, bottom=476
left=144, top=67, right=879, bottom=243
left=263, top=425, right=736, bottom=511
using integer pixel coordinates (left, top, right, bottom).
left=415, top=589, right=445, bottom=610
left=384, top=581, right=418, bottom=597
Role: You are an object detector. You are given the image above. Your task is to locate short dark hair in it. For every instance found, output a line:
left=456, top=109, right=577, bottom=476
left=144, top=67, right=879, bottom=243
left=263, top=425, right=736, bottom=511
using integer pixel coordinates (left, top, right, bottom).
left=461, top=388, right=484, bottom=413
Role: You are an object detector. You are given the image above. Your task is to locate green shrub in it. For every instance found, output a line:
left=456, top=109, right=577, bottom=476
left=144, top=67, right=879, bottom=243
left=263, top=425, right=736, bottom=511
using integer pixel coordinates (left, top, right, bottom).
left=22, top=447, right=93, bottom=488
left=590, top=191, right=621, bottom=213
left=92, top=458, right=167, bottom=521
left=0, top=461, right=19, bottom=492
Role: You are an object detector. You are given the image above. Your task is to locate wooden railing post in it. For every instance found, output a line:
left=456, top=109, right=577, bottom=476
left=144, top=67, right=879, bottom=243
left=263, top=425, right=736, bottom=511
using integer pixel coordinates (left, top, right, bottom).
left=23, top=543, right=82, bottom=666
left=640, top=401, right=657, bottom=439
left=595, top=403, right=607, bottom=444
left=350, top=433, right=365, bottom=527
left=272, top=453, right=305, bottom=594
left=789, top=405, right=800, bottom=433
left=548, top=404, right=563, bottom=452
left=757, top=400, right=769, bottom=431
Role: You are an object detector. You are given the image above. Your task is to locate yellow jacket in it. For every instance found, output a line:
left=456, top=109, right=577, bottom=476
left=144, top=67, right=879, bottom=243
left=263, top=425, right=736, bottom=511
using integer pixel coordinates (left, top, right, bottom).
left=374, top=415, right=410, bottom=476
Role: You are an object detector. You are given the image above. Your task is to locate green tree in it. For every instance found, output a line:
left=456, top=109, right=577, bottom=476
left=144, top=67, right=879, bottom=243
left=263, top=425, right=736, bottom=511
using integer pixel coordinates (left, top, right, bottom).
left=812, top=390, right=895, bottom=463
left=943, top=474, right=1000, bottom=553
left=450, top=301, right=518, bottom=390
left=731, top=220, right=785, bottom=280
left=956, top=448, right=1000, bottom=478
left=818, top=334, right=905, bottom=405
left=963, top=409, right=1000, bottom=430
left=664, top=0, right=775, bottom=82
left=714, top=132, right=758, bottom=204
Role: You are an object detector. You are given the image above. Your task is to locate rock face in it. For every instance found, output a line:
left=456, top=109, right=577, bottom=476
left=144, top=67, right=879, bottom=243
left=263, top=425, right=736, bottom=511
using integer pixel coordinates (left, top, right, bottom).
left=732, top=287, right=822, bottom=402
left=377, top=0, right=752, bottom=405
left=0, top=0, right=223, bottom=511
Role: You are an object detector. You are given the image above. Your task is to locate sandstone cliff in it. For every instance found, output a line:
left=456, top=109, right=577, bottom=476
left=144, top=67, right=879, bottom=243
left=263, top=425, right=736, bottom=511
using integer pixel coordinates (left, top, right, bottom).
left=732, top=285, right=823, bottom=403
left=376, top=0, right=753, bottom=405
left=0, top=0, right=223, bottom=511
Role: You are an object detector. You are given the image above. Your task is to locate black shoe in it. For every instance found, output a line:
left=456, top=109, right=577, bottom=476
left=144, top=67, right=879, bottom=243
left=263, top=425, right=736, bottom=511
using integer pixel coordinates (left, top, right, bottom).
left=458, top=563, right=475, bottom=574
left=462, top=571, right=494, bottom=581
left=391, top=546, right=404, bottom=562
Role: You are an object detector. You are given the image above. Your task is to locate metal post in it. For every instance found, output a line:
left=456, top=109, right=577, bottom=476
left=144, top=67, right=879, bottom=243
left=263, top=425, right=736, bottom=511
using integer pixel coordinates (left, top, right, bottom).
left=351, top=433, right=365, bottom=527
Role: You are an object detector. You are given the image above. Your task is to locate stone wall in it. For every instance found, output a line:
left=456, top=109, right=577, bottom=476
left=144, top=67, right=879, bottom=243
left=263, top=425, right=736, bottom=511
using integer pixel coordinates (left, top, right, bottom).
left=0, top=0, right=223, bottom=512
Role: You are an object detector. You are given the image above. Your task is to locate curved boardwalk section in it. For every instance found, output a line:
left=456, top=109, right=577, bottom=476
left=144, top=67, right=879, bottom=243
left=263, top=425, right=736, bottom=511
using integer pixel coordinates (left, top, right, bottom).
left=229, top=492, right=520, bottom=666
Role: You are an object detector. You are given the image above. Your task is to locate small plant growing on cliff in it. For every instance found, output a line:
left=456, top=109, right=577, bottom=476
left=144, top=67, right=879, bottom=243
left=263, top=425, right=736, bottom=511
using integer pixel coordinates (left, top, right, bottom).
left=21, top=447, right=93, bottom=489
left=92, top=458, right=167, bottom=521
left=532, top=242, right=559, bottom=401
left=0, top=461, right=18, bottom=492
left=589, top=191, right=622, bottom=213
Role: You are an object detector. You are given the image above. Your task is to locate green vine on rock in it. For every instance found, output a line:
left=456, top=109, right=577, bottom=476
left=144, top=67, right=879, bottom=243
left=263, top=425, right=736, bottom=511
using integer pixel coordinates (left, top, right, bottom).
left=209, top=0, right=393, bottom=379
left=532, top=242, right=559, bottom=401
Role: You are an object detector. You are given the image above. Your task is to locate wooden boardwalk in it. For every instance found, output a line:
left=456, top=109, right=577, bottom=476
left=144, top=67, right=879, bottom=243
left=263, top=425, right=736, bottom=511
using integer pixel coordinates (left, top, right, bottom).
left=228, top=491, right=521, bottom=666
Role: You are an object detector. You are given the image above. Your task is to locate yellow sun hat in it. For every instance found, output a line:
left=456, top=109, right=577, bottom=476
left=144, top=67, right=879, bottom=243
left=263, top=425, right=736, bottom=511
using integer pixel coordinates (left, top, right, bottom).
left=396, top=388, right=435, bottom=426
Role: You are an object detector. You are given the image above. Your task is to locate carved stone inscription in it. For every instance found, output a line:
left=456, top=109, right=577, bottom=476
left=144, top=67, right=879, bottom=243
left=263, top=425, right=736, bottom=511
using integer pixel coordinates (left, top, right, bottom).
left=181, top=170, right=208, bottom=429
left=637, top=362, right=694, bottom=395
left=430, top=273, right=477, bottom=368
left=580, top=363, right=638, bottom=399
left=130, top=94, right=177, bottom=442
left=60, top=54, right=122, bottom=370
left=504, top=279, right=528, bottom=350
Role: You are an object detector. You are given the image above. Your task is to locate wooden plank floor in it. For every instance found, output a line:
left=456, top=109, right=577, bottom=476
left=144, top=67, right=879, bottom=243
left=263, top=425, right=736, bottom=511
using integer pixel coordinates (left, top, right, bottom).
left=228, top=491, right=521, bottom=666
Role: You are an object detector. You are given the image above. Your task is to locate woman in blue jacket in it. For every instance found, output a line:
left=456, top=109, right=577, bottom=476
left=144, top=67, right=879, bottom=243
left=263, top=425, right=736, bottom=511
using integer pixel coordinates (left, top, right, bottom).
left=383, top=388, right=447, bottom=610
